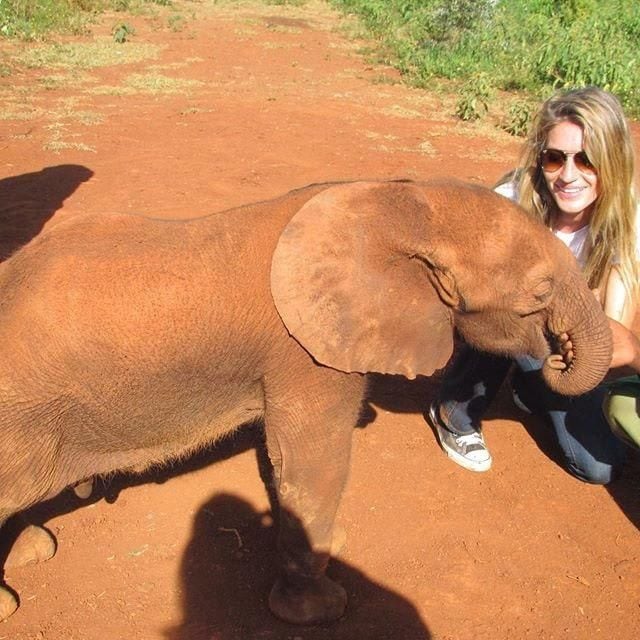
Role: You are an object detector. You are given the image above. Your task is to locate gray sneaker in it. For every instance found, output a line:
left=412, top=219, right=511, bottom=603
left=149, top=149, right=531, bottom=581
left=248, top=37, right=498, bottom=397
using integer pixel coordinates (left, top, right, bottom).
left=427, top=403, right=492, bottom=472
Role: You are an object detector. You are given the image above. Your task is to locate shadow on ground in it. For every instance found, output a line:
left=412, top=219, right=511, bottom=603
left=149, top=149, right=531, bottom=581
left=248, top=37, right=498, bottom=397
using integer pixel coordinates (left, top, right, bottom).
left=0, top=165, right=93, bottom=260
left=164, top=493, right=431, bottom=640
left=366, top=372, right=640, bottom=532
left=13, top=418, right=431, bottom=639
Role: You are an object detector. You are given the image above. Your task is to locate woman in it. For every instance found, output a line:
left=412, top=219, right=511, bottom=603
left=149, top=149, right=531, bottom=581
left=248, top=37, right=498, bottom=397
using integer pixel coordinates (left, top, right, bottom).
left=427, top=86, right=640, bottom=483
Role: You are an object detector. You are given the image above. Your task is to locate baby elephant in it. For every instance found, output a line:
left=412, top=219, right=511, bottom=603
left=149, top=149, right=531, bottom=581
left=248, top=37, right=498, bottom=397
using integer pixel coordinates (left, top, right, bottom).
left=0, top=179, right=611, bottom=623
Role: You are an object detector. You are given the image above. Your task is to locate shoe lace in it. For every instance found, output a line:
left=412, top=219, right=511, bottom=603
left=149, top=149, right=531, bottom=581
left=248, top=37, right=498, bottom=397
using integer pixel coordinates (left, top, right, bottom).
left=455, top=432, right=485, bottom=447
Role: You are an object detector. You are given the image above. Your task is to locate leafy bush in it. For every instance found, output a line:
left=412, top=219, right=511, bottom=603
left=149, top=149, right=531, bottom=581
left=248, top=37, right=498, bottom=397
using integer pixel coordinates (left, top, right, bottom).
left=112, top=20, right=135, bottom=42
left=456, top=73, right=493, bottom=122
left=329, top=0, right=640, bottom=119
left=501, top=99, right=535, bottom=137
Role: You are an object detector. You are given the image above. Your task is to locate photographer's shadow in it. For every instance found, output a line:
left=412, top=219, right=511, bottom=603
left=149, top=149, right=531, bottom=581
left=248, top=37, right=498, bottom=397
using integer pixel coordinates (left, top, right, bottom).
left=165, top=493, right=431, bottom=640
left=0, top=164, right=93, bottom=260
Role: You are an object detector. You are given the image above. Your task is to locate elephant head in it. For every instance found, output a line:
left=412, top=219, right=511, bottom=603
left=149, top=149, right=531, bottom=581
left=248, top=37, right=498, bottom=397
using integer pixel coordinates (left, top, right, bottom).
left=270, top=180, right=612, bottom=396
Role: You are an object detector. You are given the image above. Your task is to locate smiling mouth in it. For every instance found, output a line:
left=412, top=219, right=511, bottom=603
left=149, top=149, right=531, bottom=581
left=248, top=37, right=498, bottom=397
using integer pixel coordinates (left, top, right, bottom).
left=556, top=186, right=587, bottom=196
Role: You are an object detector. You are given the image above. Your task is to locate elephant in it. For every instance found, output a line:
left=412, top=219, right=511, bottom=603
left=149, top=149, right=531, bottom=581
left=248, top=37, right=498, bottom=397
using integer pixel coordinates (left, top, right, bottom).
left=0, top=179, right=612, bottom=624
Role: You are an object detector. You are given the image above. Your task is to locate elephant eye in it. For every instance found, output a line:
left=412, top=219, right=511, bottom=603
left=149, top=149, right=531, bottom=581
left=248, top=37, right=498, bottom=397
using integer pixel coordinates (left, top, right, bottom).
left=531, top=277, right=554, bottom=304
left=515, top=277, right=554, bottom=317
left=518, top=307, right=543, bottom=319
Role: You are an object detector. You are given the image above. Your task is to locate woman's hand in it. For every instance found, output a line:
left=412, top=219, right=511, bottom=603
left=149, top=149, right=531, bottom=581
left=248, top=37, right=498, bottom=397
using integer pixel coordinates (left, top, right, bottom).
left=608, top=318, right=640, bottom=371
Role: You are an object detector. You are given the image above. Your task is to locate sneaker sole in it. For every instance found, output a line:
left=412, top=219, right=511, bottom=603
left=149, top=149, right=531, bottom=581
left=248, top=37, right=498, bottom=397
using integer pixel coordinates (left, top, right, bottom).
left=427, top=405, right=492, bottom=473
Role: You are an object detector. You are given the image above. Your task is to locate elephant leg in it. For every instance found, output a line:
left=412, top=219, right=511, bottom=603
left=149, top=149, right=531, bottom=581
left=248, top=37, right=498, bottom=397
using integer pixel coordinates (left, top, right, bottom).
left=0, top=516, right=16, bottom=621
left=262, top=362, right=366, bottom=625
left=0, top=512, right=57, bottom=621
left=0, top=585, right=17, bottom=621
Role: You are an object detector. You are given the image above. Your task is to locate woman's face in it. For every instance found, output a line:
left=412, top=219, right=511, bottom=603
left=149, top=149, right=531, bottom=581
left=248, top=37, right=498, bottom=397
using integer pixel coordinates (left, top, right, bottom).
left=541, top=120, right=599, bottom=226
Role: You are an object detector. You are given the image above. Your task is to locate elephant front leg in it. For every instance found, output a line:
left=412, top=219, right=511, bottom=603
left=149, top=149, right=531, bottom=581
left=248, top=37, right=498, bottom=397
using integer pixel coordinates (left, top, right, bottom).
left=262, top=369, right=365, bottom=625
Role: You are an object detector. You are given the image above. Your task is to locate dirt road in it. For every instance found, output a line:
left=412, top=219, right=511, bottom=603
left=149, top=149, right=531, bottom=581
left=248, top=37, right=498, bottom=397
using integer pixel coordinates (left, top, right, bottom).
left=1, top=2, right=639, bottom=639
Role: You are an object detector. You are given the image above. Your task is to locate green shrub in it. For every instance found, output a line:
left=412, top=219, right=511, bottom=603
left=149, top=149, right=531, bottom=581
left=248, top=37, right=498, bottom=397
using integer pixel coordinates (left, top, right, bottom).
left=112, top=21, right=135, bottom=42
left=502, top=99, right=536, bottom=138
left=456, top=73, right=493, bottom=122
left=329, top=0, right=640, bottom=120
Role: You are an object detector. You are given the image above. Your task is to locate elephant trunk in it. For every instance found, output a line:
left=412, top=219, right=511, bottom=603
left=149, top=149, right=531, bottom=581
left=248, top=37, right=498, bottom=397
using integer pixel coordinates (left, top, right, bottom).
left=542, top=282, right=612, bottom=396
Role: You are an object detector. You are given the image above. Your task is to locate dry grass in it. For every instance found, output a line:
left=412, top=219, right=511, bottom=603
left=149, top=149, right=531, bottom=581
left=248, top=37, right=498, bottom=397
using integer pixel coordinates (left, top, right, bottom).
left=13, top=39, right=163, bottom=69
left=87, top=73, right=204, bottom=96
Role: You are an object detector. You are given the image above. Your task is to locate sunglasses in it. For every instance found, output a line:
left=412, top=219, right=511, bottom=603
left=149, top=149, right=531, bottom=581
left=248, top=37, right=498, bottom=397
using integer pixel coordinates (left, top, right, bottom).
left=539, top=148, right=596, bottom=174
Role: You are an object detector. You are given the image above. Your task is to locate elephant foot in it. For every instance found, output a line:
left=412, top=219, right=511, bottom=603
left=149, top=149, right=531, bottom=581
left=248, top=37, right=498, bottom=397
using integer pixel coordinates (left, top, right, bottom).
left=72, top=478, right=93, bottom=500
left=4, top=525, right=56, bottom=569
left=0, top=586, right=18, bottom=621
left=268, top=574, right=346, bottom=625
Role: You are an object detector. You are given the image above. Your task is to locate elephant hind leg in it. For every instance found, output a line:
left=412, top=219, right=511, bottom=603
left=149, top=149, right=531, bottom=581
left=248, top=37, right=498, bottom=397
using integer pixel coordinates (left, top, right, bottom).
left=261, top=360, right=367, bottom=624
left=4, top=524, right=56, bottom=569
left=0, top=512, right=57, bottom=621
left=0, top=513, right=16, bottom=621
left=0, top=421, right=62, bottom=621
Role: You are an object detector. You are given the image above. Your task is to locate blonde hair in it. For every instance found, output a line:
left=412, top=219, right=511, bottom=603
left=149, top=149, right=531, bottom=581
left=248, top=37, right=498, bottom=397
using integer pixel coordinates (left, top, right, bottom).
left=514, top=87, right=639, bottom=297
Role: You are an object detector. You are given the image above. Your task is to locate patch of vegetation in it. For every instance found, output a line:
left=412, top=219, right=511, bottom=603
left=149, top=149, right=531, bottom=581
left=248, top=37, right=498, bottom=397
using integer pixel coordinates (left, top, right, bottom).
left=0, top=100, right=44, bottom=121
left=0, top=0, right=174, bottom=40
left=112, top=21, right=135, bottom=42
left=37, top=69, right=96, bottom=88
left=87, top=72, right=202, bottom=94
left=167, top=12, right=186, bottom=31
left=264, top=0, right=308, bottom=6
left=501, top=99, right=535, bottom=138
left=14, top=38, right=162, bottom=68
left=123, top=71, right=203, bottom=93
left=455, top=73, right=493, bottom=122
left=44, top=138, right=97, bottom=153
left=328, top=0, right=640, bottom=121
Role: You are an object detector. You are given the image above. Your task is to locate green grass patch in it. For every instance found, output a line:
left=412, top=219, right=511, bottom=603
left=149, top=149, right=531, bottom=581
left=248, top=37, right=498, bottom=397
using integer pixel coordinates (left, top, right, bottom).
left=0, top=0, right=175, bottom=40
left=1, top=0, right=94, bottom=39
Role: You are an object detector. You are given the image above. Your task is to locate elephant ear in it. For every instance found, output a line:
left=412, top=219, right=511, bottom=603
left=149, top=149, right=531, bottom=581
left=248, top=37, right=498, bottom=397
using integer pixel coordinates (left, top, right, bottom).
left=270, top=181, right=454, bottom=379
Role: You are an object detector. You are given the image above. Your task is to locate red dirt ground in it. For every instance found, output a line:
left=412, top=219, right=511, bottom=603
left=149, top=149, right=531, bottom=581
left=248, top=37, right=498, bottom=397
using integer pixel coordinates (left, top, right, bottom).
left=1, top=2, right=639, bottom=639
